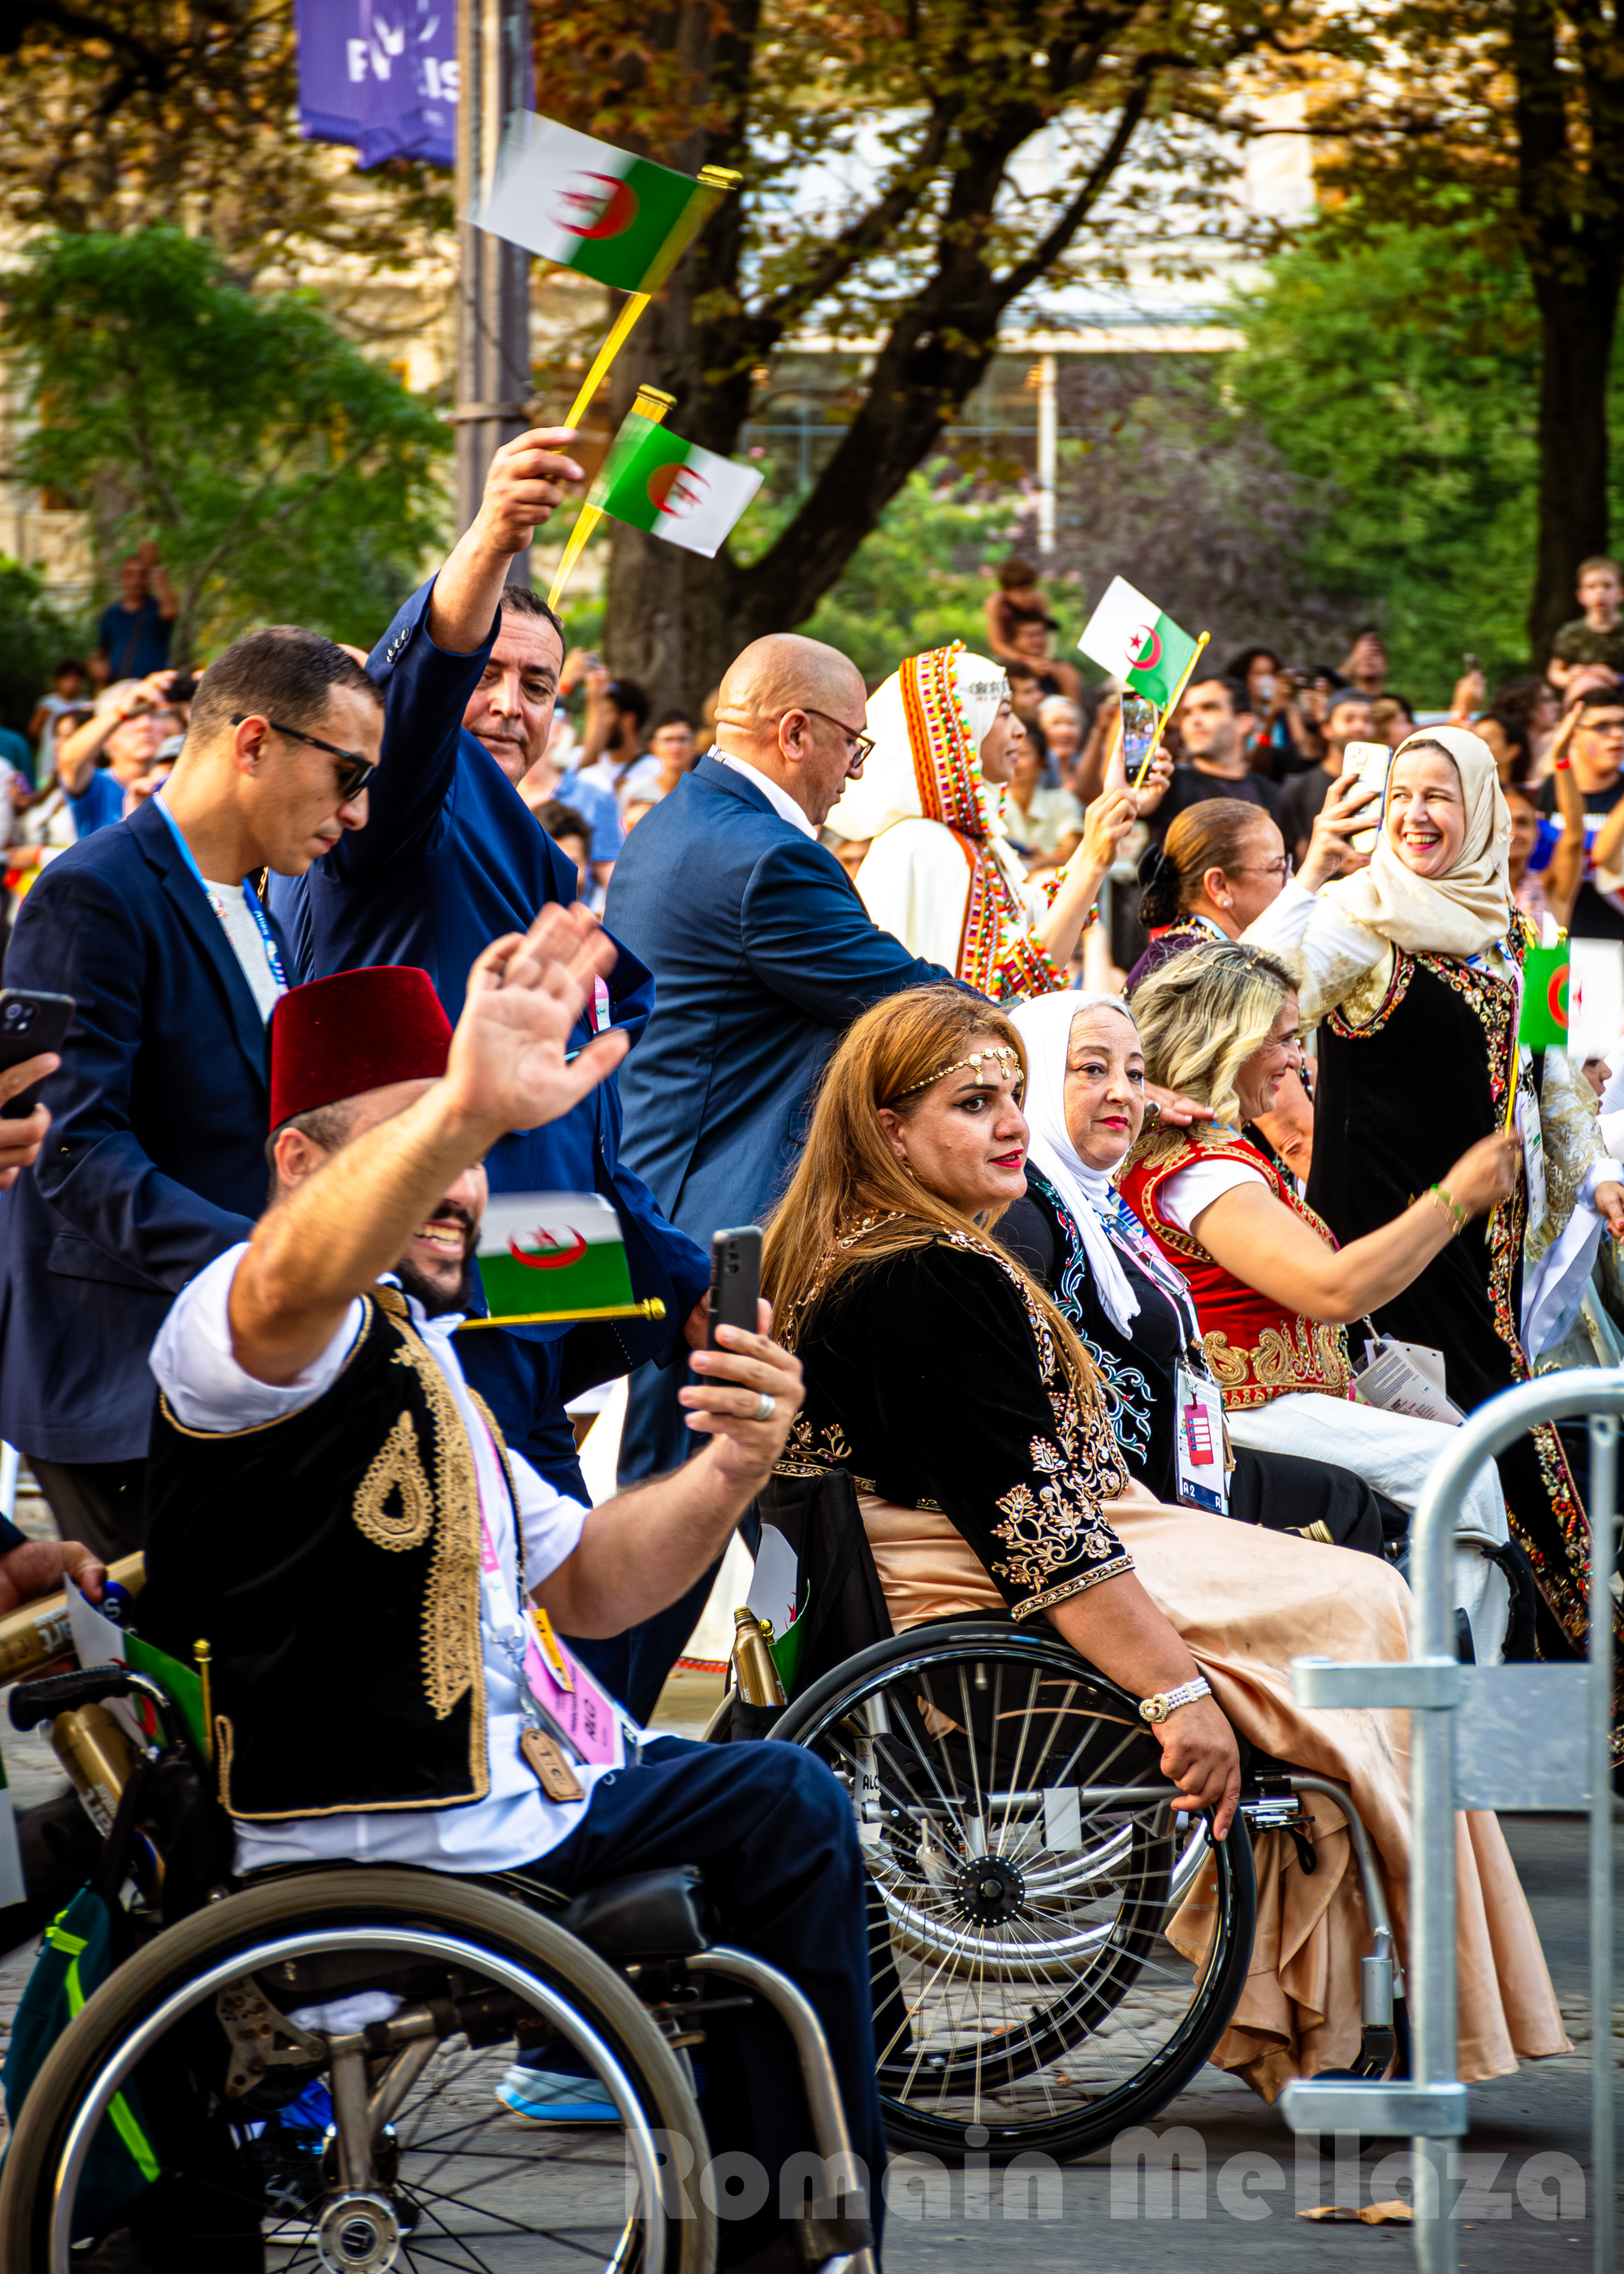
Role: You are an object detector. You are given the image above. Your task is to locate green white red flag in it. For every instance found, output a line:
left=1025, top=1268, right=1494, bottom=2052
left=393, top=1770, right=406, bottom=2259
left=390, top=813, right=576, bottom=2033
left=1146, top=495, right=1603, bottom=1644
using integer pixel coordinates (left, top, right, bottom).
left=469, top=114, right=719, bottom=295
left=1078, top=576, right=1201, bottom=710
left=590, top=409, right=762, bottom=559
left=477, top=1194, right=634, bottom=1321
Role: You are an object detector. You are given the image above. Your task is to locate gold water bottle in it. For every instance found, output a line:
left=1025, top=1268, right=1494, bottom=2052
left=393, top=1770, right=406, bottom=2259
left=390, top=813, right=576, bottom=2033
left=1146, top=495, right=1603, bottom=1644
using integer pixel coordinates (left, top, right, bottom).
left=732, top=1608, right=786, bottom=1708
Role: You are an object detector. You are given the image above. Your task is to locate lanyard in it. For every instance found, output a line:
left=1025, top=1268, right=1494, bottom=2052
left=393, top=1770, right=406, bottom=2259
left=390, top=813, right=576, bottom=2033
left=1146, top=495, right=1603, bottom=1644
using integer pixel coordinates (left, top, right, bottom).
left=152, top=793, right=290, bottom=997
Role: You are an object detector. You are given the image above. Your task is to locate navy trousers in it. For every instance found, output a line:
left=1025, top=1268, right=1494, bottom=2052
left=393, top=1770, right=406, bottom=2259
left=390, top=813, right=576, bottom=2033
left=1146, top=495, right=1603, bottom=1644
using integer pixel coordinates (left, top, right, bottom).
left=533, top=1735, right=885, bottom=2268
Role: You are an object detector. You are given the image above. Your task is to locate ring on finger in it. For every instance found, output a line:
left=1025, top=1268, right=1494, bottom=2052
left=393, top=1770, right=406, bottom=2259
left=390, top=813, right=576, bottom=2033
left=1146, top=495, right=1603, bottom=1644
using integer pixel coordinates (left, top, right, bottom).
left=754, top=1390, right=775, bottom=1422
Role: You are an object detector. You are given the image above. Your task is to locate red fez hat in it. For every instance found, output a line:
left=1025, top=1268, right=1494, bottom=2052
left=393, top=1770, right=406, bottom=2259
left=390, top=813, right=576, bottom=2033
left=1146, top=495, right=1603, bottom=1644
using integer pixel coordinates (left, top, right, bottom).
left=270, top=966, right=453, bottom=1131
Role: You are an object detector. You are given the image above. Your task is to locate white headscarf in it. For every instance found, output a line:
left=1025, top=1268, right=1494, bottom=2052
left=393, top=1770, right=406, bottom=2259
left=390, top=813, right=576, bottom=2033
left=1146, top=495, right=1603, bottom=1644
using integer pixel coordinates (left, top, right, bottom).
left=825, top=643, right=1009, bottom=842
left=1320, top=724, right=1512, bottom=958
left=1010, top=990, right=1145, bottom=1334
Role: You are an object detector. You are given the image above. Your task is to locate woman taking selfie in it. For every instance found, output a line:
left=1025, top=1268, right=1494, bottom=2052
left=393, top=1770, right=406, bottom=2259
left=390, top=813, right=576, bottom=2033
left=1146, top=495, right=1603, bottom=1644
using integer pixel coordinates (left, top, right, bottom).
left=1246, top=725, right=1623, bottom=1687
left=762, top=984, right=1564, bottom=2099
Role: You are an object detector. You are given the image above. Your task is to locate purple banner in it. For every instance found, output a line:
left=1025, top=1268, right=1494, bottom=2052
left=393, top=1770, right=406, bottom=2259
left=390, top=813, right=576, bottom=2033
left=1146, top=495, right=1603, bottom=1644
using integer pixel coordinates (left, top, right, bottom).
left=296, top=0, right=459, bottom=169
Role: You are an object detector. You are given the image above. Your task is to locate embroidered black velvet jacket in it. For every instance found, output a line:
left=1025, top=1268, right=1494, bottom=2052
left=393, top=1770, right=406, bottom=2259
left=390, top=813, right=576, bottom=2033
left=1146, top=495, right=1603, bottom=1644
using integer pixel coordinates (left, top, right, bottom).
left=139, top=1287, right=497, bottom=1822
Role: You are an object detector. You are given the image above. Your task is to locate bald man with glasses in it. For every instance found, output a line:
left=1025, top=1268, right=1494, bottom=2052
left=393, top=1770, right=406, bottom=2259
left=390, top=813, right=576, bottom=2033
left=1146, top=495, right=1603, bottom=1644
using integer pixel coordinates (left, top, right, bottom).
left=601, top=633, right=966, bottom=1716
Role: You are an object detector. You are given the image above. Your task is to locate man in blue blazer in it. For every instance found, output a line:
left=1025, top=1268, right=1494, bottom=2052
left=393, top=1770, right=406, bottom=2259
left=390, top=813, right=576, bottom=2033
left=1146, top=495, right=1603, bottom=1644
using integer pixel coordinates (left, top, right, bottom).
left=606, top=633, right=964, bottom=1705
left=266, top=429, right=710, bottom=1509
left=0, top=630, right=383, bottom=1557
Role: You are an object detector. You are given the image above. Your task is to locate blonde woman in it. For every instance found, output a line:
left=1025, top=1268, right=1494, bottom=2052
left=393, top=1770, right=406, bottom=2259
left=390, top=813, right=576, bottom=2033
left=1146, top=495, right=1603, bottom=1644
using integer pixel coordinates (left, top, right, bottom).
left=1122, top=939, right=1521, bottom=1645
left=764, top=982, right=1565, bottom=2101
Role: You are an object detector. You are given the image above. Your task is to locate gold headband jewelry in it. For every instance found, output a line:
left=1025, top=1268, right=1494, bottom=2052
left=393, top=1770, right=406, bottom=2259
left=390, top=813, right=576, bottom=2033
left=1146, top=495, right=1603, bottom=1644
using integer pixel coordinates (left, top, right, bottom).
left=889, top=1044, right=1021, bottom=1102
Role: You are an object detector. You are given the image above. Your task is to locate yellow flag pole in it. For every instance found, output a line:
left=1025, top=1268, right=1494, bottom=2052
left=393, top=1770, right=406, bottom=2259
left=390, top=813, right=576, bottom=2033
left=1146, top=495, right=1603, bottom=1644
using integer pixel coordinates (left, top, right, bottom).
left=456, top=1298, right=667, bottom=1331
left=1133, top=630, right=1211, bottom=793
left=546, top=383, right=676, bottom=612
left=561, top=292, right=651, bottom=432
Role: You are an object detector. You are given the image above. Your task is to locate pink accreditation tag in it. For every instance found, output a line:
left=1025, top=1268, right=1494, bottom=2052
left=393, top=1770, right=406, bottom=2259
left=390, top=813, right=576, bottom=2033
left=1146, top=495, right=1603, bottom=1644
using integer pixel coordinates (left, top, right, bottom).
left=522, top=1610, right=622, bottom=1767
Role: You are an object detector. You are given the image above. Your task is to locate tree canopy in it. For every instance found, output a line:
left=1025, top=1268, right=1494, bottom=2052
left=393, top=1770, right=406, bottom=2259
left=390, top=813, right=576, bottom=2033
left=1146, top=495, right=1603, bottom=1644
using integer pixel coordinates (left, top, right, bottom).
left=4, top=228, right=450, bottom=659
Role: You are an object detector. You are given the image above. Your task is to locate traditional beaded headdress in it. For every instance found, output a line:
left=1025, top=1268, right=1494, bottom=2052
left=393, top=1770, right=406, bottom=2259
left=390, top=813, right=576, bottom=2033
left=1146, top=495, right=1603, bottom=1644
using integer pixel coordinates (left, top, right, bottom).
left=888, top=1042, right=1022, bottom=1103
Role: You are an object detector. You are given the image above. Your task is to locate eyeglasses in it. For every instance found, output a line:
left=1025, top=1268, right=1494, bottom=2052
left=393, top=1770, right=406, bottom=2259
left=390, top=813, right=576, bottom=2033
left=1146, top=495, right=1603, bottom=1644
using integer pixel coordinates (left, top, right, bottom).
left=232, top=715, right=378, bottom=802
left=1235, top=857, right=1294, bottom=881
left=787, top=706, right=875, bottom=764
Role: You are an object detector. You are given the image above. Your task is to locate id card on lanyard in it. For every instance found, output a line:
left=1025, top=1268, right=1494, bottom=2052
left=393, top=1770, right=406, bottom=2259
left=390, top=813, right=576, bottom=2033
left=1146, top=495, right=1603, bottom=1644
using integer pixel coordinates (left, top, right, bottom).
left=1174, top=1365, right=1229, bottom=1516
left=475, top=1486, right=635, bottom=1779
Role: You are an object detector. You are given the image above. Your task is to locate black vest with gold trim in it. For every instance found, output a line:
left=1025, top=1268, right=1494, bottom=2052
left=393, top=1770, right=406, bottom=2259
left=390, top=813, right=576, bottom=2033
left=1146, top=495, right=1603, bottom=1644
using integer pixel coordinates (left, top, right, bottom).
left=139, top=1287, right=507, bottom=1822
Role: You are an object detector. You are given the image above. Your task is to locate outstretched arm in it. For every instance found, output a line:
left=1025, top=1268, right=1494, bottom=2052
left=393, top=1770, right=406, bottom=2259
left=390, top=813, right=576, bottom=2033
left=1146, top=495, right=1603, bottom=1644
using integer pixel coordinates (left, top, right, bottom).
left=425, top=426, right=583, bottom=655
left=227, top=904, right=628, bottom=1385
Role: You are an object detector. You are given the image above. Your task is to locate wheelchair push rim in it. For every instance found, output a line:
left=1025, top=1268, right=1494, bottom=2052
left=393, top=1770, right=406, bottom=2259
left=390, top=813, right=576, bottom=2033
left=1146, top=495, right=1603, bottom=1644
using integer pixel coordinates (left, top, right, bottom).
left=0, top=1870, right=715, bottom=2274
left=775, top=1620, right=1256, bottom=2159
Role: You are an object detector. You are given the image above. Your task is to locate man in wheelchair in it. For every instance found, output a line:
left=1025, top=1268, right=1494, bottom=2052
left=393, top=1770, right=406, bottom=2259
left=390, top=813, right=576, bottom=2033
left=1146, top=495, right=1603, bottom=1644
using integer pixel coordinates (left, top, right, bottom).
left=123, top=904, right=883, bottom=2273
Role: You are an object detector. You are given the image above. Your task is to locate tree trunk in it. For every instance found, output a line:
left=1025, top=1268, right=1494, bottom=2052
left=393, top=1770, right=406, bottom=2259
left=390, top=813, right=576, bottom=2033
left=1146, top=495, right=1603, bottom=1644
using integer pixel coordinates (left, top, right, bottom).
left=1526, top=263, right=1620, bottom=663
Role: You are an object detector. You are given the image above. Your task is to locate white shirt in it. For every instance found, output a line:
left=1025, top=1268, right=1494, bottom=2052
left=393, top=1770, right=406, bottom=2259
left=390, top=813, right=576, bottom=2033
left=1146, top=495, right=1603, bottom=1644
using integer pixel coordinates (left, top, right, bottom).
left=149, top=1245, right=632, bottom=1876
left=199, top=879, right=287, bottom=1023
left=571, top=752, right=665, bottom=812
left=717, top=750, right=818, bottom=841
left=1157, top=1156, right=1268, bottom=1235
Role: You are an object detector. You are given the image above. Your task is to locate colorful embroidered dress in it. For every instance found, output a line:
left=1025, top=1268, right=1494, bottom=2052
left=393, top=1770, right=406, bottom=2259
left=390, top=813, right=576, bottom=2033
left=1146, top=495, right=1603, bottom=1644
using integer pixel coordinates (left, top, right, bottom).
left=1121, top=1130, right=1354, bottom=1409
left=824, top=642, right=1070, bottom=1001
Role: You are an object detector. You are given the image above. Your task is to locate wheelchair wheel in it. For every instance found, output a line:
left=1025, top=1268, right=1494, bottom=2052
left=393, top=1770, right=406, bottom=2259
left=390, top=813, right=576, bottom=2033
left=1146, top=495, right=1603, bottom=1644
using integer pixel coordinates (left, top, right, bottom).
left=0, top=1867, right=715, bottom=2274
left=774, top=1619, right=1256, bottom=2162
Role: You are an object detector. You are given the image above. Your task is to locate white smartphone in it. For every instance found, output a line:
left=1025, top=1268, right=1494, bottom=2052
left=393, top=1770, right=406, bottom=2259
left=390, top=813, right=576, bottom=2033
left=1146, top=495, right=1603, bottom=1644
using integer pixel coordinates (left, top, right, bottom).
left=1343, top=740, right=1393, bottom=856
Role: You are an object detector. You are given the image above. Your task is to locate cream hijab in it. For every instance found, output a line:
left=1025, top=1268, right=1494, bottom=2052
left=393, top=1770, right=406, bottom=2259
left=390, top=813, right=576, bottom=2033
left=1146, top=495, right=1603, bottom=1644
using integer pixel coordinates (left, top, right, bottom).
left=1320, top=724, right=1512, bottom=958
left=1010, top=990, right=1145, bottom=1334
left=825, top=643, right=1009, bottom=841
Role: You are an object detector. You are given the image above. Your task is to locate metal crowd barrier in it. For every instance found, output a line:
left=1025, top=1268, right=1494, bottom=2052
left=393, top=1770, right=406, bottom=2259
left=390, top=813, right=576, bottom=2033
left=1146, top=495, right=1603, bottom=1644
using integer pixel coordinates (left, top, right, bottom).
left=1280, top=1368, right=1618, bottom=2274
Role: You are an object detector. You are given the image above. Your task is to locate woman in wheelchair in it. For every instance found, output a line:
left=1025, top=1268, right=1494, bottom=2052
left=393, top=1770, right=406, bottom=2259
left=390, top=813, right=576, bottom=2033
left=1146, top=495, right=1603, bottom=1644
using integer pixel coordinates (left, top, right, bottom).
left=761, top=983, right=1566, bottom=2133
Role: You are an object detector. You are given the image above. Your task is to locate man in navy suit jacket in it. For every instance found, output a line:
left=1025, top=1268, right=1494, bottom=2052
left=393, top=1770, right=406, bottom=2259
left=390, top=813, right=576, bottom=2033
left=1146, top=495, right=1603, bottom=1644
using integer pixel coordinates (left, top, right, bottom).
left=606, top=633, right=963, bottom=1710
left=0, top=629, right=383, bottom=1557
left=268, top=430, right=709, bottom=1508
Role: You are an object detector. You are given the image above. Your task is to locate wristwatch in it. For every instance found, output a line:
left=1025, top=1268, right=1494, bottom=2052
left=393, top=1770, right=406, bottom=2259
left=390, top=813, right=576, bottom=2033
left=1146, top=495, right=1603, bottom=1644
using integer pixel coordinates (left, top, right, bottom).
left=1138, top=1675, right=1212, bottom=1724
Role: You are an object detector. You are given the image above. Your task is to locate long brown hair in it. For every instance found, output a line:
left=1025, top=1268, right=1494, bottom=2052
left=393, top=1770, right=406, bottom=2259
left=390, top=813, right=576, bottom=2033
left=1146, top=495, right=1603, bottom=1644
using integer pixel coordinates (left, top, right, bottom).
left=762, top=984, right=1099, bottom=1397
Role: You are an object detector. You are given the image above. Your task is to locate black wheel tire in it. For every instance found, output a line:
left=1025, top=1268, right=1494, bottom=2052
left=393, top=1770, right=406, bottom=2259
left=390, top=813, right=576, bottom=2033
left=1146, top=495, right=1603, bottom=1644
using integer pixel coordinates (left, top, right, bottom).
left=0, top=1866, right=716, bottom=2274
left=775, top=1619, right=1259, bottom=2163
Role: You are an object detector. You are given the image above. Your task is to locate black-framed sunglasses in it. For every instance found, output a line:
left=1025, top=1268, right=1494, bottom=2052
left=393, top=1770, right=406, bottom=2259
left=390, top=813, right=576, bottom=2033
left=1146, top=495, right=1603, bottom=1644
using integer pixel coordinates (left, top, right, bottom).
left=231, top=715, right=378, bottom=802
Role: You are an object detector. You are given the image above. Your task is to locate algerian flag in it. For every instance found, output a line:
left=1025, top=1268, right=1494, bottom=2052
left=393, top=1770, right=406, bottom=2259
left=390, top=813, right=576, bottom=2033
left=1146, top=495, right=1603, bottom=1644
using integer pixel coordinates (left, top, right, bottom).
left=477, top=1193, right=634, bottom=1320
left=1520, top=944, right=1570, bottom=1050
left=590, top=408, right=762, bottom=559
left=1078, top=576, right=1201, bottom=710
left=469, top=113, right=718, bottom=295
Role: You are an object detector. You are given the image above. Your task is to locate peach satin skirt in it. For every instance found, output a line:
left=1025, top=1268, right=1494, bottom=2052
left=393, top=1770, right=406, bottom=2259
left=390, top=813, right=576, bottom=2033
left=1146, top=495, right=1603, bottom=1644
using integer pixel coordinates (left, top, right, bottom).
left=859, top=1483, right=1568, bottom=2103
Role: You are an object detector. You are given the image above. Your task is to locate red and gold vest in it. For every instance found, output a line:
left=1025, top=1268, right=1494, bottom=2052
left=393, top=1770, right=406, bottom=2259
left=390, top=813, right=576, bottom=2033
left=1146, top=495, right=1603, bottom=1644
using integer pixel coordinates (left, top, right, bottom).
left=1119, top=1131, right=1352, bottom=1410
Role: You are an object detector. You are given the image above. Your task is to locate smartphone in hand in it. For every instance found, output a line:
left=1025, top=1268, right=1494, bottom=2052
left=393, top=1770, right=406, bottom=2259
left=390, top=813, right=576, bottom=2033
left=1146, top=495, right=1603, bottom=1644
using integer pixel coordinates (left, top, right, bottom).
left=0, top=989, right=73, bottom=1119
left=707, top=1226, right=762, bottom=1347
left=1343, top=740, right=1394, bottom=858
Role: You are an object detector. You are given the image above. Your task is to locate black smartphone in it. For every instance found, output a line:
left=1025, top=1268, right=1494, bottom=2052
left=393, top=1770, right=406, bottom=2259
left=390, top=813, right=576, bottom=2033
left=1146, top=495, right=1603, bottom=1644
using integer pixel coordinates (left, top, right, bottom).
left=164, top=671, right=201, bottom=707
left=0, top=989, right=74, bottom=1118
left=706, top=1226, right=762, bottom=1348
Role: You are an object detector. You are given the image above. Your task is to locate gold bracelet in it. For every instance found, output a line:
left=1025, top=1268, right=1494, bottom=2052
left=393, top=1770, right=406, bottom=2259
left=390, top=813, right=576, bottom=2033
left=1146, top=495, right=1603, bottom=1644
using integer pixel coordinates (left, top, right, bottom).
left=1426, top=1182, right=1467, bottom=1237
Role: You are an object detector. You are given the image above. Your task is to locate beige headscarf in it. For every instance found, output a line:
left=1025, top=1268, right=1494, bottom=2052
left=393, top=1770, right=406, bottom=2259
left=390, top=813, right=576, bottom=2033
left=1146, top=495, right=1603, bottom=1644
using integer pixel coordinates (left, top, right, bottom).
left=1320, top=724, right=1512, bottom=958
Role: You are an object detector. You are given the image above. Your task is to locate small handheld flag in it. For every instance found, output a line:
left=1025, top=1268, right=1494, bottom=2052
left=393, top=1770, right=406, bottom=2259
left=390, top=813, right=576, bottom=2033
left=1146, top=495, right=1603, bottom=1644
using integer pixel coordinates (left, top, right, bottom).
left=591, top=408, right=763, bottom=560
left=470, top=115, right=728, bottom=297
left=1078, top=577, right=1202, bottom=712
left=461, top=1194, right=667, bottom=1329
left=1520, top=943, right=1570, bottom=1051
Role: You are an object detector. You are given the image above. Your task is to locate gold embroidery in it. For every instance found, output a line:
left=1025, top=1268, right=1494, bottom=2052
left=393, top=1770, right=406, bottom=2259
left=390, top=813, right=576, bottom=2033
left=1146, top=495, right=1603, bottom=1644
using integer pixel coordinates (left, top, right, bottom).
left=386, top=1335, right=485, bottom=1730
left=991, top=1452, right=1127, bottom=1601
left=352, top=1411, right=434, bottom=1551
left=1201, top=1333, right=1248, bottom=1389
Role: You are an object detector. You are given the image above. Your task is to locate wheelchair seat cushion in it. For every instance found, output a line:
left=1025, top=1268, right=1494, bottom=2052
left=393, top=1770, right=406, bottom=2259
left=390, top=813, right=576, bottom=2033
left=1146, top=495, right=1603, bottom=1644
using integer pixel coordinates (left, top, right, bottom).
left=551, top=1866, right=715, bottom=1957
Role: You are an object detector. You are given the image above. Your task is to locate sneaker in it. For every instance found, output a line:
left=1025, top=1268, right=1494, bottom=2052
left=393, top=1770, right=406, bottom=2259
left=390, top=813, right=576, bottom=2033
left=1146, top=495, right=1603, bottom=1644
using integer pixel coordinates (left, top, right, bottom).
left=495, top=2064, right=620, bottom=2124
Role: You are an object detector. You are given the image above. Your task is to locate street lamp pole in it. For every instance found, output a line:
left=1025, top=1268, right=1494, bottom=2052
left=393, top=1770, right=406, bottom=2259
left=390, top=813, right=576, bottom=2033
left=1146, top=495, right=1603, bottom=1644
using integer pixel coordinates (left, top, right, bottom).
left=454, top=0, right=532, bottom=578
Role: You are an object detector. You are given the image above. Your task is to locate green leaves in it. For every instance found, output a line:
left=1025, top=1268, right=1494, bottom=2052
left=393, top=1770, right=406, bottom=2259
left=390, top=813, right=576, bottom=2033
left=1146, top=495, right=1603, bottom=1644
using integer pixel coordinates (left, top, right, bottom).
left=1227, top=214, right=1566, bottom=696
left=6, top=228, right=449, bottom=660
